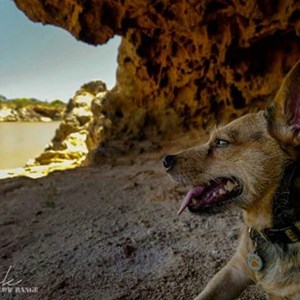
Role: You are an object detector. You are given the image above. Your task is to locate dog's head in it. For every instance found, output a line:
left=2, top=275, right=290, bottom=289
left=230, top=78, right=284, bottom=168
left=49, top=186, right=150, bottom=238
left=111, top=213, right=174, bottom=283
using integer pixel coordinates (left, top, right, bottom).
left=164, top=60, right=300, bottom=220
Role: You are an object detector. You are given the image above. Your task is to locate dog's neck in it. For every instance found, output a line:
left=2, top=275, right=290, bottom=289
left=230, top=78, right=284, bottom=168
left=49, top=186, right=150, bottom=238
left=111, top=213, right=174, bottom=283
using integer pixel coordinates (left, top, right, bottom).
left=243, top=163, right=300, bottom=232
left=272, top=163, right=300, bottom=228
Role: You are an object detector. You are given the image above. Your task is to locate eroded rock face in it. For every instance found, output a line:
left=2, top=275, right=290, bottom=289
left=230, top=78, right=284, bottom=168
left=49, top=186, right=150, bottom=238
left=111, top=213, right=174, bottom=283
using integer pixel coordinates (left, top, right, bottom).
left=14, top=0, right=300, bottom=151
left=31, top=81, right=108, bottom=167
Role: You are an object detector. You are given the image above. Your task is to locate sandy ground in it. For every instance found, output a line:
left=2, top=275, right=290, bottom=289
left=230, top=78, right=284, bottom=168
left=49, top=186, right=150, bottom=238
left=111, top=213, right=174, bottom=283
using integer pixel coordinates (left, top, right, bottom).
left=0, top=137, right=266, bottom=300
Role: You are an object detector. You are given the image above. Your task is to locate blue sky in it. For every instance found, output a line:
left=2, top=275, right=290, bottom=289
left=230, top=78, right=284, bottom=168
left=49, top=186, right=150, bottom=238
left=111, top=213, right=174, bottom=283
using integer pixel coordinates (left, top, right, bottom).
left=0, top=1, right=120, bottom=102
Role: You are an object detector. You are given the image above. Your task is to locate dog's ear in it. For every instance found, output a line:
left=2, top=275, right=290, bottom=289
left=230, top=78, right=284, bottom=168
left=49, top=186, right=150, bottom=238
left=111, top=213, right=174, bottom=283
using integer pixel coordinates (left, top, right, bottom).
left=266, top=59, right=300, bottom=149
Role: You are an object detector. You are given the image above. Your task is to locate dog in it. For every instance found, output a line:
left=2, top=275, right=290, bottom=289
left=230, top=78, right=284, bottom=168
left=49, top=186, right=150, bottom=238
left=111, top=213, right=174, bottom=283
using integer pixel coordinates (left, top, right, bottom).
left=163, top=60, right=300, bottom=300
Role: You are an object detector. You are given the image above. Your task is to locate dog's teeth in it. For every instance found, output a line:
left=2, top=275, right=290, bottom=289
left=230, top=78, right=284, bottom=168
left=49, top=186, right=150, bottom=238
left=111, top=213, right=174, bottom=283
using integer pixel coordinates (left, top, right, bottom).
left=219, top=189, right=225, bottom=195
left=224, top=181, right=236, bottom=191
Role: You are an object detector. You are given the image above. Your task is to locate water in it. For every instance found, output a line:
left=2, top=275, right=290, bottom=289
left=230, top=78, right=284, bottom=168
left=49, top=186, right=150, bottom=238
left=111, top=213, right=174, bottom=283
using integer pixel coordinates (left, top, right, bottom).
left=0, top=122, right=60, bottom=169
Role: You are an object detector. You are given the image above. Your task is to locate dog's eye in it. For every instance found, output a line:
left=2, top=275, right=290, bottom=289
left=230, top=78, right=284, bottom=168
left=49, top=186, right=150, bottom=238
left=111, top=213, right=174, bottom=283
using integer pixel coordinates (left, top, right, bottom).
left=215, top=138, right=230, bottom=148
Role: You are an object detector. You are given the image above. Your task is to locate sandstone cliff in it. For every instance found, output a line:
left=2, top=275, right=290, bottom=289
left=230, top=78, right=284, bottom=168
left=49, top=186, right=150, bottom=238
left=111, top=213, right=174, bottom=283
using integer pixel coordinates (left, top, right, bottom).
left=29, top=81, right=108, bottom=169
left=14, top=0, right=300, bottom=162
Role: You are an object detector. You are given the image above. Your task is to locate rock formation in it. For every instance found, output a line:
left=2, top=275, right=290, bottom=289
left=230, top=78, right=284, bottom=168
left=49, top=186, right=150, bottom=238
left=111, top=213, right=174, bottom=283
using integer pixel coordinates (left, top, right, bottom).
left=14, top=0, right=300, bottom=161
left=0, top=103, right=65, bottom=122
left=30, top=81, right=108, bottom=168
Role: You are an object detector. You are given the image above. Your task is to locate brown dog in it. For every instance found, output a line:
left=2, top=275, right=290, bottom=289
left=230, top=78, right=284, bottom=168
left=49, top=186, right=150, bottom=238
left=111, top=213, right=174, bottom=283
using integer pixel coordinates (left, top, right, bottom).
left=163, top=60, right=300, bottom=299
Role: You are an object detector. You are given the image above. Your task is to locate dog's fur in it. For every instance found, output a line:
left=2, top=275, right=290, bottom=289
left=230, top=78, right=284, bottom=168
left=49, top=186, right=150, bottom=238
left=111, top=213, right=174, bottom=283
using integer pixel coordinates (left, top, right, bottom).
left=164, top=60, right=300, bottom=299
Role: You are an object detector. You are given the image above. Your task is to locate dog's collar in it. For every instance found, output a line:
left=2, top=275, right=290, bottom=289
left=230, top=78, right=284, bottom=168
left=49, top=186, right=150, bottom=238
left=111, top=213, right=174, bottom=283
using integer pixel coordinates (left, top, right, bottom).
left=249, top=220, right=300, bottom=244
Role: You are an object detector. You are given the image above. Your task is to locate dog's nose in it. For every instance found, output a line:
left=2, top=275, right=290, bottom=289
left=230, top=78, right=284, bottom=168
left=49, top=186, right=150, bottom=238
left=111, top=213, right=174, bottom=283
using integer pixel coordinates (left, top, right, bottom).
left=162, top=155, right=176, bottom=169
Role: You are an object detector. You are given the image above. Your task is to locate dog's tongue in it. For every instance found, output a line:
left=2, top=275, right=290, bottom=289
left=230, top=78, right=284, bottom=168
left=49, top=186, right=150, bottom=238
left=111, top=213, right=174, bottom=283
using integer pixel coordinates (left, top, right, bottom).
left=177, top=186, right=205, bottom=216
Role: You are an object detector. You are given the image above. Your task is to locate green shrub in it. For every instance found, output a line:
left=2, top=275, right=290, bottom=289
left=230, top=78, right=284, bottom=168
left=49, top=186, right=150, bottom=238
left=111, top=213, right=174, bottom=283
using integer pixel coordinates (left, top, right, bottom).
left=50, top=99, right=65, bottom=106
left=0, top=97, right=66, bottom=108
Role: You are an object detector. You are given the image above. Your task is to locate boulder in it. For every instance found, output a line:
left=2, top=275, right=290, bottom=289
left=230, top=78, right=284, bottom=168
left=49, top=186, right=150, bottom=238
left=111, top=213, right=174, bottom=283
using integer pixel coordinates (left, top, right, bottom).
left=0, top=108, right=18, bottom=121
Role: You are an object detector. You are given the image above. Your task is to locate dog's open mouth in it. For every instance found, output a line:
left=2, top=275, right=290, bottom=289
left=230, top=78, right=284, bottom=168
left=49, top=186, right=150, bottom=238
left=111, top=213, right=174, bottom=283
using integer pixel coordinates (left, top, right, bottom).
left=177, top=177, right=242, bottom=215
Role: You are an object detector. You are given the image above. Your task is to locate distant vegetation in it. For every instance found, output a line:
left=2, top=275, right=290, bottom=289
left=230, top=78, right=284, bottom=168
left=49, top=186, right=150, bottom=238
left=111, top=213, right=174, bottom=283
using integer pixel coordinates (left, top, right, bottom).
left=0, top=94, right=66, bottom=121
left=0, top=95, right=66, bottom=109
